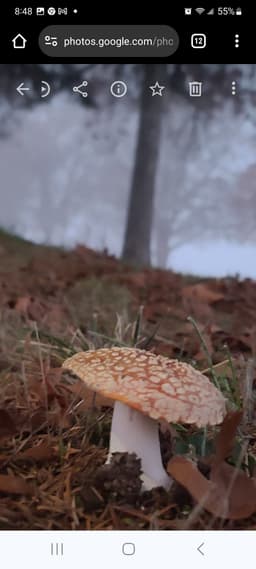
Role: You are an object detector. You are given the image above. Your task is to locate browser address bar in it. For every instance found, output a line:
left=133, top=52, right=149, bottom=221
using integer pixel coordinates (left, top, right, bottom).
left=39, top=25, right=179, bottom=57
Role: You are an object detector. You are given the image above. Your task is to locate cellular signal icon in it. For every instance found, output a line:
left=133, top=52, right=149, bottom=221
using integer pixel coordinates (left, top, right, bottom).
left=207, top=8, right=214, bottom=15
left=195, top=7, right=205, bottom=14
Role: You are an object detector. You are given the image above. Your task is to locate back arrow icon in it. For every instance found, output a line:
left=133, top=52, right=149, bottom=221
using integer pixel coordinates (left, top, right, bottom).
left=16, top=82, right=30, bottom=96
left=197, top=543, right=205, bottom=556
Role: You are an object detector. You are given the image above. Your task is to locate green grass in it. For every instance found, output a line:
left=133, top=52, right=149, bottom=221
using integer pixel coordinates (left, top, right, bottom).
left=64, top=276, right=134, bottom=336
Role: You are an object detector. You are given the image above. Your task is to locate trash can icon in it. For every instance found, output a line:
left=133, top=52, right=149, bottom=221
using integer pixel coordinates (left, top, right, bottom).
left=189, top=81, right=202, bottom=97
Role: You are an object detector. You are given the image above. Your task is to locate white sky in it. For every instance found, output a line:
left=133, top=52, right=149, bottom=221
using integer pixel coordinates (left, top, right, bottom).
left=171, top=241, right=256, bottom=279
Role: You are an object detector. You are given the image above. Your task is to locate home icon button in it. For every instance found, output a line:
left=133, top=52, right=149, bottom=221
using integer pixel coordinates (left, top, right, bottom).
left=12, top=34, right=27, bottom=49
left=122, top=543, right=135, bottom=556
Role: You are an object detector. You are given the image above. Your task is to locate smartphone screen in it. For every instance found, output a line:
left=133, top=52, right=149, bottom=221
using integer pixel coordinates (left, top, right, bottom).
left=0, top=4, right=255, bottom=566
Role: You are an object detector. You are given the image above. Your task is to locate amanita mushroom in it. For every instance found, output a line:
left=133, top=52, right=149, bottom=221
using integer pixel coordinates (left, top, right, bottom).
left=62, top=347, right=226, bottom=491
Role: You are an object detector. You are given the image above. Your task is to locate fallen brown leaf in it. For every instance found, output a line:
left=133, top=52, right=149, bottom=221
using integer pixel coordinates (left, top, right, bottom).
left=211, top=461, right=256, bottom=520
left=15, top=441, right=57, bottom=463
left=14, top=295, right=31, bottom=314
left=0, top=474, right=34, bottom=495
left=182, top=283, right=224, bottom=305
left=167, top=455, right=256, bottom=520
left=0, top=409, right=16, bottom=438
left=202, top=358, right=231, bottom=376
left=213, top=410, right=243, bottom=467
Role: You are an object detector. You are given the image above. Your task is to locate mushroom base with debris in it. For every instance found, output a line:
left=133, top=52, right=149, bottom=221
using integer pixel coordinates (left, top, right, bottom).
left=106, top=401, right=172, bottom=490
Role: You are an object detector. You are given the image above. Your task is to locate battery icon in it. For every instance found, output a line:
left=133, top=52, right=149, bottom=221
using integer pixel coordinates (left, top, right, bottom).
left=236, top=7, right=242, bottom=15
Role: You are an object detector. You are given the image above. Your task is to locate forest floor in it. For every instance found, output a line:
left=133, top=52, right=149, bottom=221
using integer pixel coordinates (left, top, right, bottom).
left=0, top=228, right=255, bottom=530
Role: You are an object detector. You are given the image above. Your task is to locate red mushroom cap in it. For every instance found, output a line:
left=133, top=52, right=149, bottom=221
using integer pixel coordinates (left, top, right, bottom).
left=62, top=347, right=226, bottom=427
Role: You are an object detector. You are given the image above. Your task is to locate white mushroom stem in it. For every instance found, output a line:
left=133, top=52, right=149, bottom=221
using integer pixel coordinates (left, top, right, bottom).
left=106, top=401, right=172, bottom=491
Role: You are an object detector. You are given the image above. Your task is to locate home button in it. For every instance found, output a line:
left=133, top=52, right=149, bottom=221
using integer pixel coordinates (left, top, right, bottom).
left=122, top=543, right=135, bottom=556
left=12, top=34, right=27, bottom=49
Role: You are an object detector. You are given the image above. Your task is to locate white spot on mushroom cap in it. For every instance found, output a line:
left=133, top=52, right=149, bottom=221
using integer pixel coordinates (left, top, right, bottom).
left=161, top=383, right=176, bottom=395
left=62, top=347, right=226, bottom=427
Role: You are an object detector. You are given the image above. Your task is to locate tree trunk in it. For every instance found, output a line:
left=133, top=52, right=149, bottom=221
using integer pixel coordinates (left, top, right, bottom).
left=122, top=64, right=167, bottom=266
left=155, top=215, right=170, bottom=268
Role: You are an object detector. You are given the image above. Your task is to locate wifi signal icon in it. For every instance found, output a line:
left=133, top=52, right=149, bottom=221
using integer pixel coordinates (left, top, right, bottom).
left=195, top=7, right=205, bottom=14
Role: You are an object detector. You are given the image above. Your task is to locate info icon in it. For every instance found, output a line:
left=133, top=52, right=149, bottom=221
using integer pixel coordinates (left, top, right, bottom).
left=110, top=81, right=127, bottom=98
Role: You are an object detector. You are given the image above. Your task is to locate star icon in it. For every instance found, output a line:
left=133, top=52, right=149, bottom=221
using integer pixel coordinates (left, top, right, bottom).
left=149, top=81, right=165, bottom=96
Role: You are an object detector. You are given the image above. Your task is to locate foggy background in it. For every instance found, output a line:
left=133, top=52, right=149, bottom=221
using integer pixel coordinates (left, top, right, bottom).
left=0, top=63, right=256, bottom=278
